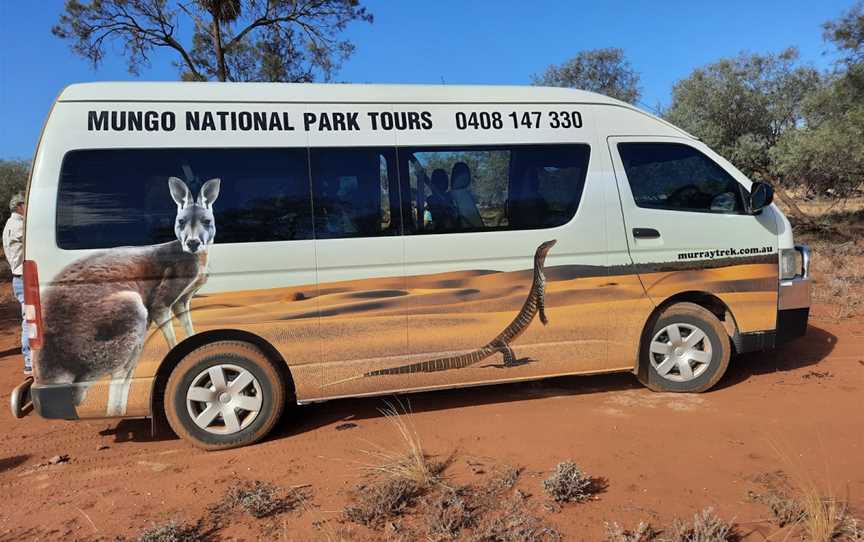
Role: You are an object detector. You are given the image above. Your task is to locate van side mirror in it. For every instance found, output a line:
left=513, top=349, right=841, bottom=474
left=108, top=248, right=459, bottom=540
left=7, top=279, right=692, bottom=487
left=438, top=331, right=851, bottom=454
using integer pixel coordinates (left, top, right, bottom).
left=749, top=182, right=774, bottom=214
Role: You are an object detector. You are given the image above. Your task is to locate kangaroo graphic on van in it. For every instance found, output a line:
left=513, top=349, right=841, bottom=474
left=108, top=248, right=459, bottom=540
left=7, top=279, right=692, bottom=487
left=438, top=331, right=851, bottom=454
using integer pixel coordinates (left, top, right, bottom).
left=36, top=177, right=220, bottom=416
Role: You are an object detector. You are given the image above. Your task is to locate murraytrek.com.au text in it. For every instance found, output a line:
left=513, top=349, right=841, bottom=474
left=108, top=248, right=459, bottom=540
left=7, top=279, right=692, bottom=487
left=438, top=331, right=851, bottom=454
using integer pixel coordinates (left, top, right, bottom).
left=677, top=246, right=774, bottom=260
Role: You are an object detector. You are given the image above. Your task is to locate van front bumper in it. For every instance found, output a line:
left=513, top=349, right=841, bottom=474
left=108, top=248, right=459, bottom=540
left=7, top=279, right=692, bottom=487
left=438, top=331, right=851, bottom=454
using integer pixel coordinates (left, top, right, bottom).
left=736, top=245, right=810, bottom=353
left=776, top=244, right=811, bottom=344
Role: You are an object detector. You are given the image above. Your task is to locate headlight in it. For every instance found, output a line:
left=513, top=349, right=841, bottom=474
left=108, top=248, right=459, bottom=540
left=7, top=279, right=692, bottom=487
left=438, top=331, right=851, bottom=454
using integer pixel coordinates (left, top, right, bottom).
left=780, top=248, right=800, bottom=280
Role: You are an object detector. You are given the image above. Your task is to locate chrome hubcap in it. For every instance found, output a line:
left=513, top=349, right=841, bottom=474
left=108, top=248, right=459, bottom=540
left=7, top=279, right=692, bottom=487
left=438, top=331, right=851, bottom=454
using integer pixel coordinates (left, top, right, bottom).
left=649, top=323, right=712, bottom=382
left=186, top=364, right=263, bottom=435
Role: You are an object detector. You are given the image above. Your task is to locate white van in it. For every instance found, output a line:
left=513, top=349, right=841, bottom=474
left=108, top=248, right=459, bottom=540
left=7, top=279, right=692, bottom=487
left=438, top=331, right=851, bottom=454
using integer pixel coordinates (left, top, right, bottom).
left=11, top=83, right=810, bottom=449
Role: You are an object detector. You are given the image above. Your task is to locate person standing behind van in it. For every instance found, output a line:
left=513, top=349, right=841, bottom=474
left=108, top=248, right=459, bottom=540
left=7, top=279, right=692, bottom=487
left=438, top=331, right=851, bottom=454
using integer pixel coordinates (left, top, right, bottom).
left=3, top=192, right=31, bottom=374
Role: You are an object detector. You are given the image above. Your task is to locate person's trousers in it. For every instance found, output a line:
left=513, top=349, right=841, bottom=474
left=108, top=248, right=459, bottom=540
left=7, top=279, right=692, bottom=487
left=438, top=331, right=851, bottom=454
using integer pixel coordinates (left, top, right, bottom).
left=11, top=276, right=32, bottom=371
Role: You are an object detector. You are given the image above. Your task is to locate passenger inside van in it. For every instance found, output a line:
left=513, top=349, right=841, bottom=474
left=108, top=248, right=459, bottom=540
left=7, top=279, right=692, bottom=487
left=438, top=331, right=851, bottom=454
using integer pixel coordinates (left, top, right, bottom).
left=426, top=168, right=457, bottom=232
left=449, top=162, right=484, bottom=228
left=509, top=167, right=550, bottom=228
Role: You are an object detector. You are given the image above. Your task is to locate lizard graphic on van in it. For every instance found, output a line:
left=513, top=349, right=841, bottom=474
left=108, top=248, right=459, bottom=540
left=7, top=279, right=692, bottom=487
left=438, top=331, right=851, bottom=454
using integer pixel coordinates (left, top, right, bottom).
left=35, top=177, right=220, bottom=416
left=328, top=239, right=556, bottom=386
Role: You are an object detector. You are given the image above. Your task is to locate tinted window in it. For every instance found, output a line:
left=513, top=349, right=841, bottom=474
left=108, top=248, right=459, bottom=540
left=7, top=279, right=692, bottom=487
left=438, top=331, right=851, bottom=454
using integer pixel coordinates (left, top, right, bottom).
left=57, top=148, right=311, bottom=249
left=617, top=143, right=746, bottom=213
left=310, top=148, right=400, bottom=239
left=399, top=144, right=590, bottom=234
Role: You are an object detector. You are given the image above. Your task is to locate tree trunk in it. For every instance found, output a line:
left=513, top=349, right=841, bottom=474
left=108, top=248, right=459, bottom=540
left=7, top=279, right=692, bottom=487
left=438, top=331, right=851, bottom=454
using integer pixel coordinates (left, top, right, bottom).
left=773, top=185, right=811, bottom=225
left=212, top=15, right=227, bottom=82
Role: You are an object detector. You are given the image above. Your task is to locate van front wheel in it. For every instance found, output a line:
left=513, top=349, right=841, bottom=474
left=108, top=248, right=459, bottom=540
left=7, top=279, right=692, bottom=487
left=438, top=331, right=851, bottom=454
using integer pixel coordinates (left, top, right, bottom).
left=164, top=341, right=286, bottom=450
left=637, top=303, right=730, bottom=393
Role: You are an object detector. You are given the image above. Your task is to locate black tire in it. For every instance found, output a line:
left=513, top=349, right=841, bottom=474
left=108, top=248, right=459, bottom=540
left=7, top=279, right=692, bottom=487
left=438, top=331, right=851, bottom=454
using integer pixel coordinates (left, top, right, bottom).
left=637, top=302, right=731, bottom=393
left=164, top=341, right=286, bottom=450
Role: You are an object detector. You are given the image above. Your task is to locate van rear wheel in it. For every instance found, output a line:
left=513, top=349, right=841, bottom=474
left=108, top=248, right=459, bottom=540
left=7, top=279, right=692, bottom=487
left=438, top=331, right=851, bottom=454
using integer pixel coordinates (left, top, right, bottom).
left=164, top=341, right=285, bottom=450
left=637, top=302, right=730, bottom=393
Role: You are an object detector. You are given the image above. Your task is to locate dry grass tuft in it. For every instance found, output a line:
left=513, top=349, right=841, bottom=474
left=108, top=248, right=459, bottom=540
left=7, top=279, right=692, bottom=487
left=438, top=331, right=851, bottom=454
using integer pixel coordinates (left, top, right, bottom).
left=359, top=399, right=446, bottom=489
left=541, top=461, right=603, bottom=503
left=344, top=399, right=449, bottom=529
left=798, top=489, right=863, bottom=541
left=125, top=520, right=205, bottom=542
left=605, top=521, right=659, bottom=542
left=667, top=508, right=738, bottom=542
left=212, top=480, right=308, bottom=519
left=764, top=445, right=864, bottom=541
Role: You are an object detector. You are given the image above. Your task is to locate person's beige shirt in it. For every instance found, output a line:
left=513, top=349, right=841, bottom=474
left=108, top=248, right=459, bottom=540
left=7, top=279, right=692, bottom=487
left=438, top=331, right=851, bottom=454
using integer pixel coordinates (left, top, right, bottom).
left=2, top=212, right=24, bottom=276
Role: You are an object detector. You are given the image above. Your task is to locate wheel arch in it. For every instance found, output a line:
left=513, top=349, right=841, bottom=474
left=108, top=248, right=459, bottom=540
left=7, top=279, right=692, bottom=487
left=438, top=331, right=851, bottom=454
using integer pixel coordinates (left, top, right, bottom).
left=149, top=329, right=295, bottom=425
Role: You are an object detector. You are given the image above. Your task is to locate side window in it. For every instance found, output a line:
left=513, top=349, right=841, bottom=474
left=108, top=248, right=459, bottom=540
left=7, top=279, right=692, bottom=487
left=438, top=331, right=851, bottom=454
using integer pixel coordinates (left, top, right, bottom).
left=617, top=143, right=746, bottom=213
left=509, top=145, right=591, bottom=229
left=310, top=147, right=399, bottom=239
left=399, top=144, right=589, bottom=234
left=56, top=148, right=312, bottom=249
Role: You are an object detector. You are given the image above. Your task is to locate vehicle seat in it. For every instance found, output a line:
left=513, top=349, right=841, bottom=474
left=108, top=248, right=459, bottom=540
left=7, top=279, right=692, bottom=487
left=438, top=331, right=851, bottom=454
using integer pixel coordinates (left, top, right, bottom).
left=449, top=162, right=484, bottom=228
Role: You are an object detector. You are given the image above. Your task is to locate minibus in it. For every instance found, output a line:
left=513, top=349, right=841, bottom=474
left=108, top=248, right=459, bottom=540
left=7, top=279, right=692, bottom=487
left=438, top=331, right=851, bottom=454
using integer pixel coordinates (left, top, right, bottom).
left=11, top=83, right=811, bottom=450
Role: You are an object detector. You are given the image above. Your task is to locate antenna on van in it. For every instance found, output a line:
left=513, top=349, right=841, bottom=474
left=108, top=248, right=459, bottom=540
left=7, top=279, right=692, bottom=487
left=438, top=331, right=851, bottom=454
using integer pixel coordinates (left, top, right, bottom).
left=440, top=76, right=446, bottom=85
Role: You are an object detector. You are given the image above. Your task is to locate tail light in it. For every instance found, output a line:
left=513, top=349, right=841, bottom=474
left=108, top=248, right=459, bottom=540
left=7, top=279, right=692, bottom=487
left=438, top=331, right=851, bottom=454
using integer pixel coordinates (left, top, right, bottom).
left=23, top=260, right=44, bottom=349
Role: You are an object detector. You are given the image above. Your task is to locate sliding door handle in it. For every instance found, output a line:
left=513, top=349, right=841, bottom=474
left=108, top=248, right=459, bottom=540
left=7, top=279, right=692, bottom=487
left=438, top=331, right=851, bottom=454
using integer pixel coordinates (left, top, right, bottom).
left=633, top=228, right=661, bottom=239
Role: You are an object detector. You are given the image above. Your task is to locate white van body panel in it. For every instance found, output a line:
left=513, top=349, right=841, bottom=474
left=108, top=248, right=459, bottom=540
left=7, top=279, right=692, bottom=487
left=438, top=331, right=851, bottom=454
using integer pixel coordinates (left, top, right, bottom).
left=20, top=83, right=805, bottom=423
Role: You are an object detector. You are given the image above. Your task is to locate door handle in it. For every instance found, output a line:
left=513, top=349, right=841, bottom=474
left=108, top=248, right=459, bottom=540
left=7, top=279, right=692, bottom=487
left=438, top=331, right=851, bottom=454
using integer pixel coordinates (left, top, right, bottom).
left=633, top=228, right=661, bottom=239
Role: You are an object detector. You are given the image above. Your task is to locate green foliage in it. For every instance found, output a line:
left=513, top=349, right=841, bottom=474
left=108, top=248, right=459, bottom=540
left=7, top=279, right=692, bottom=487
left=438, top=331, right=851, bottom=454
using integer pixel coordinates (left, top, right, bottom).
left=664, top=48, right=821, bottom=184
left=0, top=159, right=29, bottom=227
left=823, top=1, right=864, bottom=65
left=664, top=3, right=864, bottom=204
left=532, top=48, right=641, bottom=104
left=773, top=2, right=864, bottom=199
left=52, top=0, right=373, bottom=82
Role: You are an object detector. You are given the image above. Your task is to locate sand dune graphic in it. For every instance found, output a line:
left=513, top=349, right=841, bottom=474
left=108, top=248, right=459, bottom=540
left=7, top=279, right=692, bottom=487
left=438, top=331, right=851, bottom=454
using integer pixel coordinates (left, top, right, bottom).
left=71, top=259, right=778, bottom=418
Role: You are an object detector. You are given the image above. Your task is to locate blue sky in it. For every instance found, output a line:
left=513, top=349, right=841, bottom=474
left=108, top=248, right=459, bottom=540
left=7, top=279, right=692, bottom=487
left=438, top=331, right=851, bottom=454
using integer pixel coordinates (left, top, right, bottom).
left=0, top=0, right=853, bottom=159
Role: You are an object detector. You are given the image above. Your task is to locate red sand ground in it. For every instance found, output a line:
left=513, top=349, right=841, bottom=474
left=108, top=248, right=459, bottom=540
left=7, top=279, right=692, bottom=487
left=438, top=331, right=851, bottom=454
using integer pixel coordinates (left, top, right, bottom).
left=0, top=282, right=861, bottom=541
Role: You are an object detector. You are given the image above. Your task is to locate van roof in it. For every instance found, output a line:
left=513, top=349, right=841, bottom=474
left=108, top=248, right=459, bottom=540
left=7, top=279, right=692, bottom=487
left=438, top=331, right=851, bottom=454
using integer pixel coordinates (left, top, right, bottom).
left=57, top=82, right=632, bottom=105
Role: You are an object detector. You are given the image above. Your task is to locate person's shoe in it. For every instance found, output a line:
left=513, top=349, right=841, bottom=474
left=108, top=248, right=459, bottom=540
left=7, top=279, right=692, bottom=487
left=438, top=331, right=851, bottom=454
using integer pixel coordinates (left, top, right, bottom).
left=23, top=368, right=33, bottom=376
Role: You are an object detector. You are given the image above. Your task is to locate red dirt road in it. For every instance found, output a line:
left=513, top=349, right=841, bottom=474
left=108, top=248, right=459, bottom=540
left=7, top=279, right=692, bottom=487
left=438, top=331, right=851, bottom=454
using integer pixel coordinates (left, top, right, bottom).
left=0, top=294, right=862, bottom=540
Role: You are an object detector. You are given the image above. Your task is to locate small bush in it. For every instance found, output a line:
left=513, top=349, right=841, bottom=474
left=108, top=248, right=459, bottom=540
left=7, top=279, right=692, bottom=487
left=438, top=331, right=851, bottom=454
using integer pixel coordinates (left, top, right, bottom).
left=668, top=508, right=738, bottom=542
left=484, top=465, right=522, bottom=495
left=344, top=477, right=423, bottom=528
left=213, top=480, right=305, bottom=519
left=468, top=496, right=561, bottom=542
left=425, top=487, right=477, bottom=540
left=542, top=461, right=600, bottom=503
left=128, top=520, right=204, bottom=542
left=747, top=488, right=805, bottom=527
left=605, top=521, right=659, bottom=542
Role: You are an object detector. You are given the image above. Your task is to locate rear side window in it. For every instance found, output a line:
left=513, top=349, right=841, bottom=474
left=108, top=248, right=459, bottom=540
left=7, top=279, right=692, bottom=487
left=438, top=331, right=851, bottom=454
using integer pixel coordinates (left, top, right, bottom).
left=309, top=148, right=400, bottom=239
left=617, top=143, right=746, bottom=213
left=56, top=148, right=312, bottom=249
left=399, top=144, right=590, bottom=234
